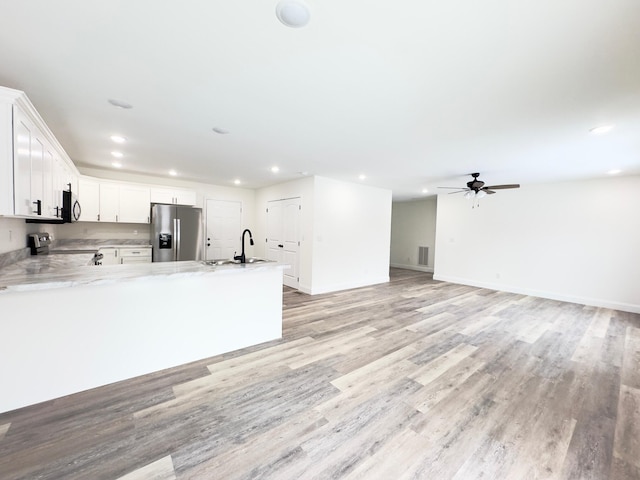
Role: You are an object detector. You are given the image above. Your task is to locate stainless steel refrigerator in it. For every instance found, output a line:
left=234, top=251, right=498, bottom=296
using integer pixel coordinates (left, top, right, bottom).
left=151, top=204, right=203, bottom=262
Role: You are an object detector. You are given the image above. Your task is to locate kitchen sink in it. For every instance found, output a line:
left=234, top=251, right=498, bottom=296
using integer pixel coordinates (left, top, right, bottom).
left=203, top=259, right=240, bottom=266
left=202, top=257, right=271, bottom=266
left=246, top=257, right=270, bottom=263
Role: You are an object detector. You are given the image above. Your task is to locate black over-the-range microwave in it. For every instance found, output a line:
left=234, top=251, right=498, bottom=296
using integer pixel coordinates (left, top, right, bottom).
left=25, top=183, right=82, bottom=224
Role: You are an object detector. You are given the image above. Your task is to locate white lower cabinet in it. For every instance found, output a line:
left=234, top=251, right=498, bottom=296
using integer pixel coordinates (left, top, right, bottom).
left=119, top=247, right=152, bottom=264
left=97, top=247, right=151, bottom=265
left=97, top=248, right=119, bottom=265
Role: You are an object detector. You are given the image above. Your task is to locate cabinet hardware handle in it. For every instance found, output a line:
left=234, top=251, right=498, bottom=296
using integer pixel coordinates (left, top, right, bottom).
left=32, top=200, right=42, bottom=215
left=98, top=214, right=100, bottom=221
left=116, top=215, right=118, bottom=222
left=278, top=244, right=284, bottom=248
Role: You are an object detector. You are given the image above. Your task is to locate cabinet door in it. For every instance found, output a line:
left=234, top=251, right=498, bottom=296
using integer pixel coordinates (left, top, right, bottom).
left=42, top=147, right=55, bottom=217
left=30, top=136, right=44, bottom=215
left=98, top=248, right=119, bottom=265
left=0, top=103, right=13, bottom=215
left=78, top=178, right=100, bottom=221
left=99, top=183, right=119, bottom=222
left=119, top=247, right=152, bottom=264
left=51, top=155, right=66, bottom=219
left=150, top=187, right=175, bottom=204
left=118, top=185, right=151, bottom=223
left=174, top=189, right=197, bottom=206
left=13, top=110, right=33, bottom=216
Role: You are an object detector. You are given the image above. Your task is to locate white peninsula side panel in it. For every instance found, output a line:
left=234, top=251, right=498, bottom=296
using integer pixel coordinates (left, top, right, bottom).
left=0, top=267, right=283, bottom=413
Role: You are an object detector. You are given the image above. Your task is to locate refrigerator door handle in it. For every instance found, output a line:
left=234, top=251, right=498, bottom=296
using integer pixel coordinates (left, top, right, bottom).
left=176, top=218, right=181, bottom=261
left=173, top=218, right=178, bottom=261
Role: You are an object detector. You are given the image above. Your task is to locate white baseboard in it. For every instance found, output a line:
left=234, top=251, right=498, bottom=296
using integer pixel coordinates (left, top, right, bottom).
left=309, top=276, right=390, bottom=295
left=433, top=274, right=640, bottom=314
left=390, top=263, right=434, bottom=273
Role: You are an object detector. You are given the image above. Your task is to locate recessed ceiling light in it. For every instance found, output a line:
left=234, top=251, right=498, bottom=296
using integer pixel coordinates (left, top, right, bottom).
left=107, top=99, right=133, bottom=109
left=111, top=161, right=122, bottom=168
left=358, top=174, right=367, bottom=181
left=111, top=151, right=123, bottom=158
left=234, top=179, right=241, bottom=185
left=212, top=127, right=230, bottom=134
left=271, top=166, right=280, bottom=173
left=168, top=170, right=177, bottom=176
left=422, top=188, right=429, bottom=194
left=607, top=169, right=622, bottom=175
left=110, top=135, right=126, bottom=143
left=276, top=0, right=310, bottom=28
left=589, top=124, right=615, bottom=135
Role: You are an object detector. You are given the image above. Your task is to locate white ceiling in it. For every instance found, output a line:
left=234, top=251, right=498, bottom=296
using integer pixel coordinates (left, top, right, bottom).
left=0, top=0, right=638, bottom=200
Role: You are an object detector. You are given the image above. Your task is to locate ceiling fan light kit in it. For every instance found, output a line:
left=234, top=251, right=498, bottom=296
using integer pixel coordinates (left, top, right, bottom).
left=439, top=173, right=520, bottom=208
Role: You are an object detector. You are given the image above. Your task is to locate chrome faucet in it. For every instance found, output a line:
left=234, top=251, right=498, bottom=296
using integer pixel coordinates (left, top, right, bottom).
left=234, top=229, right=254, bottom=263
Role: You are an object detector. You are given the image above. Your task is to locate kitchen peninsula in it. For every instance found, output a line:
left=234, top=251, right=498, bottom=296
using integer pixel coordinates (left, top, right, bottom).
left=0, top=260, right=285, bottom=413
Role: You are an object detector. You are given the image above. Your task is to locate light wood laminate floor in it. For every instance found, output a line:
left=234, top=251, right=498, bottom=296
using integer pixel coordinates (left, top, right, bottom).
left=1, top=269, right=639, bottom=479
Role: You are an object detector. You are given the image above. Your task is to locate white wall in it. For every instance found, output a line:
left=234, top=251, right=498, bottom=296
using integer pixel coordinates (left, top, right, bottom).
left=434, top=175, right=640, bottom=313
left=390, top=197, right=437, bottom=272
left=255, top=176, right=315, bottom=292
left=0, top=217, right=57, bottom=255
left=255, top=176, right=392, bottom=295
left=311, top=176, right=392, bottom=294
left=55, top=222, right=150, bottom=241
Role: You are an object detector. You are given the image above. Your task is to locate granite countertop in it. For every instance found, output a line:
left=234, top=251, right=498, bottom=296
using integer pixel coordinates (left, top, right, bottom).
left=0, top=238, right=282, bottom=294
left=0, top=259, right=283, bottom=294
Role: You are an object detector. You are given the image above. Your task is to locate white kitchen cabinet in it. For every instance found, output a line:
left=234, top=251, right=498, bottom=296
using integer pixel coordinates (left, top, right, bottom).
left=0, top=86, right=80, bottom=218
left=98, top=183, right=119, bottom=222
left=150, top=187, right=196, bottom=206
left=118, top=185, right=150, bottom=223
left=78, top=177, right=150, bottom=224
left=13, top=108, right=33, bottom=216
left=0, top=102, right=12, bottom=215
left=97, top=246, right=151, bottom=265
left=118, top=247, right=152, bottom=264
left=78, top=178, right=100, bottom=221
left=97, top=248, right=119, bottom=265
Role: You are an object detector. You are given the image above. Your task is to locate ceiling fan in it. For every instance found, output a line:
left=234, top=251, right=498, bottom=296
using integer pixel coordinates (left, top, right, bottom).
left=438, top=173, right=520, bottom=200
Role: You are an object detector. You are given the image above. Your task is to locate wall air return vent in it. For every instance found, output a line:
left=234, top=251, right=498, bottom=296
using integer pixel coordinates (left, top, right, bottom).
left=418, top=246, right=429, bottom=266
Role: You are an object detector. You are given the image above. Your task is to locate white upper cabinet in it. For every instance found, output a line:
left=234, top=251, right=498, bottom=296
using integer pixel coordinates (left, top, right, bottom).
left=78, top=177, right=100, bottom=221
left=150, top=187, right=196, bottom=206
left=13, top=108, right=33, bottom=216
left=0, top=86, right=79, bottom=218
left=118, top=184, right=150, bottom=223
left=78, top=176, right=150, bottom=224
left=99, top=182, right=119, bottom=223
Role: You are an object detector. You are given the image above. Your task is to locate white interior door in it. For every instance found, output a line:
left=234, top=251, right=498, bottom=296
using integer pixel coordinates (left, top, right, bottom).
left=267, top=197, right=300, bottom=289
left=206, top=199, right=242, bottom=260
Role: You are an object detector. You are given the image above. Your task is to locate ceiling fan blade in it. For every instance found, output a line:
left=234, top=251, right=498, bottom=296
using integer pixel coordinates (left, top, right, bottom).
left=484, top=184, right=520, bottom=190
left=484, top=189, right=496, bottom=194
left=438, top=186, right=468, bottom=189
left=447, top=190, right=468, bottom=195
